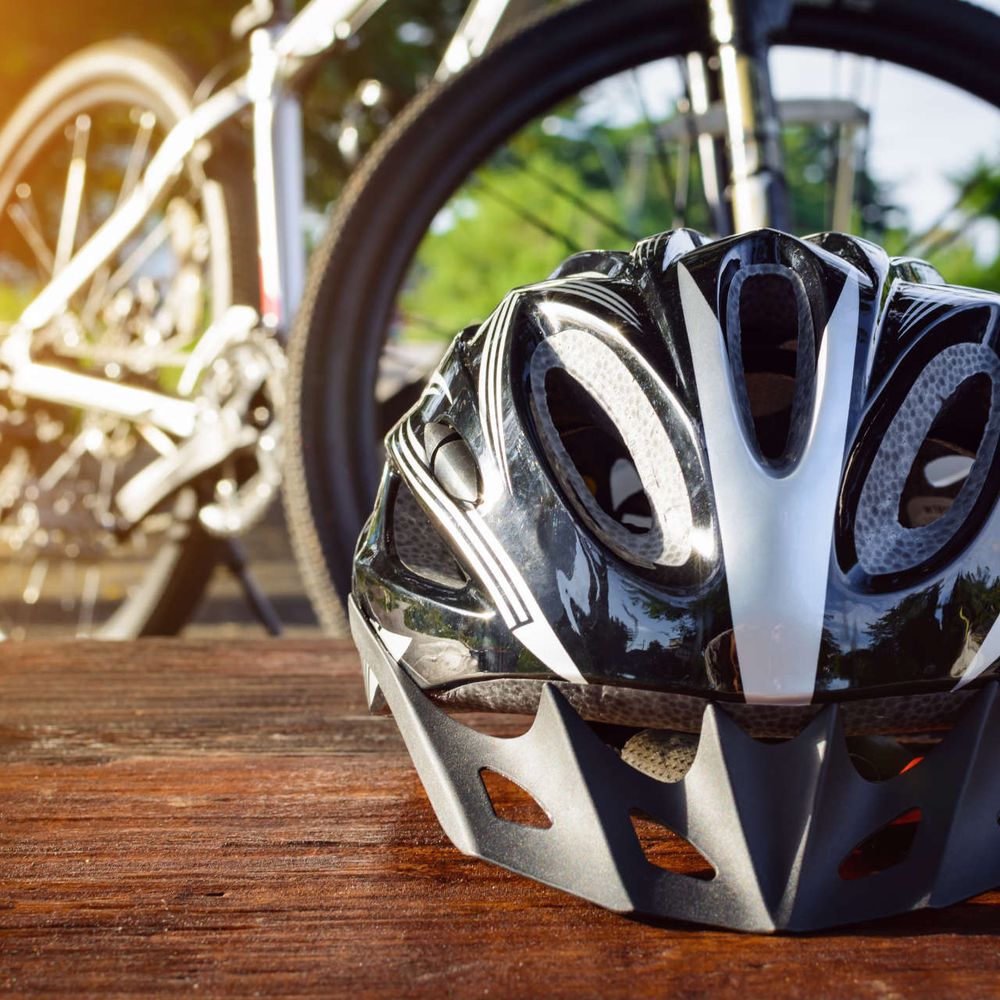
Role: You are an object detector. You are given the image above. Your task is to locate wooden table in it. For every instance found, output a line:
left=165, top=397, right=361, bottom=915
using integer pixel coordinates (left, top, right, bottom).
left=3, top=641, right=1000, bottom=998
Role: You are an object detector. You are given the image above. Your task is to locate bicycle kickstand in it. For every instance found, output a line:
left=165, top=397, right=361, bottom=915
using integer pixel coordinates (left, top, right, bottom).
left=223, top=537, right=285, bottom=637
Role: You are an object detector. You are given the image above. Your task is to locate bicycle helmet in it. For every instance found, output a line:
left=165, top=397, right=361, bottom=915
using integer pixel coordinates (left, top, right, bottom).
left=349, top=227, right=1000, bottom=931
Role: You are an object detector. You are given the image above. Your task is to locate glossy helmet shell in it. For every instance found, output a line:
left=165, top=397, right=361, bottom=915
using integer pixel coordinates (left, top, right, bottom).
left=354, top=228, right=1000, bottom=735
left=350, top=229, right=1000, bottom=931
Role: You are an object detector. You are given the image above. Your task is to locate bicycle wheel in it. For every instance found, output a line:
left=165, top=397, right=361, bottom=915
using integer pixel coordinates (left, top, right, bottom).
left=0, top=41, right=256, bottom=638
left=286, top=0, right=1000, bottom=629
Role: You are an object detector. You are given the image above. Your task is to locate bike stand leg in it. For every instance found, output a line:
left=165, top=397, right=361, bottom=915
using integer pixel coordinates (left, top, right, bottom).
left=223, top=537, right=285, bottom=637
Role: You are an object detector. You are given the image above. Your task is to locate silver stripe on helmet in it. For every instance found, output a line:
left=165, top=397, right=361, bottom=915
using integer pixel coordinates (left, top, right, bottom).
left=634, top=229, right=709, bottom=272
left=554, top=281, right=642, bottom=329
left=392, top=423, right=527, bottom=624
left=478, top=291, right=519, bottom=494
left=419, top=371, right=454, bottom=405
left=533, top=274, right=642, bottom=328
left=662, top=230, right=699, bottom=271
left=678, top=262, right=860, bottom=705
left=393, top=420, right=586, bottom=684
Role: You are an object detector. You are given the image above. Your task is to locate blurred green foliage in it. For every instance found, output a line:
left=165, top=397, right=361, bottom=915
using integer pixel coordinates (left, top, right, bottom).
left=913, top=159, right=1000, bottom=291
left=397, top=112, right=900, bottom=343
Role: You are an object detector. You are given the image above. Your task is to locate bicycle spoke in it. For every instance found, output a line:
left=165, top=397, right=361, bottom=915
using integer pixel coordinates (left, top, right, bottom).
left=81, top=262, right=112, bottom=328
left=37, top=429, right=91, bottom=492
left=915, top=193, right=1000, bottom=261
left=77, top=564, right=100, bottom=637
left=78, top=112, right=160, bottom=323
left=101, top=216, right=170, bottom=303
left=119, top=111, right=156, bottom=208
left=22, top=559, right=48, bottom=607
left=473, top=175, right=583, bottom=253
left=627, top=67, right=678, bottom=229
left=97, top=456, right=115, bottom=521
left=7, top=188, right=54, bottom=276
left=54, top=114, right=91, bottom=275
left=504, top=149, right=640, bottom=242
left=399, top=315, right=455, bottom=338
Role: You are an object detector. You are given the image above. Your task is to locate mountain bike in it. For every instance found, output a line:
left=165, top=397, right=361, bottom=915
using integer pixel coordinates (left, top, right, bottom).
left=2, top=0, right=1000, bottom=637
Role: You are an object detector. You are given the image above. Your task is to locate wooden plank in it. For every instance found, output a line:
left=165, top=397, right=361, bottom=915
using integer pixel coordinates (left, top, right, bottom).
left=2, top=641, right=1000, bottom=998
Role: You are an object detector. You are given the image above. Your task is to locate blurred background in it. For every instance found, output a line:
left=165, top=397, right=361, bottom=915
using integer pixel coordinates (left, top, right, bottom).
left=3, top=0, right=1000, bottom=638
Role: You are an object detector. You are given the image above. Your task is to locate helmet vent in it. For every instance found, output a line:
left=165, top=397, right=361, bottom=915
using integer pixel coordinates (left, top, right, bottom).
left=480, top=769, right=552, bottom=829
left=898, top=373, right=990, bottom=529
left=529, top=329, right=694, bottom=569
left=855, top=342, right=1000, bottom=576
left=423, top=421, right=482, bottom=507
left=845, top=734, right=921, bottom=782
left=838, top=808, right=922, bottom=881
left=544, top=367, right=653, bottom=535
left=389, top=480, right=468, bottom=589
left=629, top=810, right=715, bottom=881
left=726, top=266, right=816, bottom=464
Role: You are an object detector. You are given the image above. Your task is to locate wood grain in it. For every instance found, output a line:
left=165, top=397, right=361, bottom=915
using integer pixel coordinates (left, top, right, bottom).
left=2, top=640, right=1000, bottom=998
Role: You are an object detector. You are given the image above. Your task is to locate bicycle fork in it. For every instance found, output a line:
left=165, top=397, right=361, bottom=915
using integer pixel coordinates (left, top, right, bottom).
left=692, top=0, right=792, bottom=234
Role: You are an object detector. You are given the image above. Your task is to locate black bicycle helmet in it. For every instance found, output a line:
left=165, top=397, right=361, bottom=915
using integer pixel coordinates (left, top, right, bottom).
left=349, top=227, right=1000, bottom=932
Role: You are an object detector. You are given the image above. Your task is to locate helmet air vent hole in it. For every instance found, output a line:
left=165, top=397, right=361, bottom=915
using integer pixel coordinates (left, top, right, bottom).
left=737, top=273, right=801, bottom=460
left=727, top=267, right=815, bottom=464
left=529, top=329, right=695, bottom=569
left=838, top=808, right=922, bottom=881
left=479, top=769, right=552, bottom=829
left=855, top=342, right=1000, bottom=575
left=443, top=707, right=533, bottom=738
left=629, top=810, right=715, bottom=881
left=544, top=367, right=653, bottom=534
left=899, top=373, right=990, bottom=529
left=389, top=480, right=468, bottom=589
left=845, top=734, right=917, bottom=783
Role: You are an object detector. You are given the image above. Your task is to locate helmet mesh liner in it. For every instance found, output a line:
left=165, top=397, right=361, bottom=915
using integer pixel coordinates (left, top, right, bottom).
left=856, top=342, right=1000, bottom=575
left=431, top=675, right=978, bottom=738
left=622, top=729, right=699, bottom=782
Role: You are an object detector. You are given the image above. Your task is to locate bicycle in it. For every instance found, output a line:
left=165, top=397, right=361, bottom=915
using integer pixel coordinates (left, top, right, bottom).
left=1, top=0, right=1000, bottom=638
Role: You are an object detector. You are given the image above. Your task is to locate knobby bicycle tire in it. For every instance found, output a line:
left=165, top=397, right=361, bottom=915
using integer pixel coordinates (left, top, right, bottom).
left=285, top=0, right=1000, bottom=631
left=0, top=41, right=257, bottom=637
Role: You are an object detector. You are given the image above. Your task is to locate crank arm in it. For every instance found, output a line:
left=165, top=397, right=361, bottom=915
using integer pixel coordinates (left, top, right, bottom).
left=115, top=409, right=256, bottom=525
